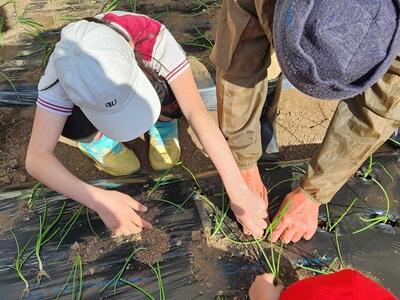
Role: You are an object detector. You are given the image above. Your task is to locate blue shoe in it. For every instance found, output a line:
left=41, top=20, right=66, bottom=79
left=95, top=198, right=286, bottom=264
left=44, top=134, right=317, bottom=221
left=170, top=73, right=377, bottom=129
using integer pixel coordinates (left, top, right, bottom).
left=149, top=120, right=181, bottom=171
left=78, top=134, right=140, bottom=176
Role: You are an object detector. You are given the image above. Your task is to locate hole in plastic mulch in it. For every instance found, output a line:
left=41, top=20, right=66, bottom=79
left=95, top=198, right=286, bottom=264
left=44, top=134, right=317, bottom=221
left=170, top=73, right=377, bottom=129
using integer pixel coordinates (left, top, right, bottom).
left=317, top=215, right=337, bottom=233
left=354, top=169, right=375, bottom=181
left=367, top=212, right=400, bottom=228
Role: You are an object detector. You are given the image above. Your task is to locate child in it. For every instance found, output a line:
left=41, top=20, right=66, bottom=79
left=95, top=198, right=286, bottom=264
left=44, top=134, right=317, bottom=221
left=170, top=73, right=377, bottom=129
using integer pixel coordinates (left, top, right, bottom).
left=26, top=11, right=268, bottom=237
left=249, top=270, right=398, bottom=300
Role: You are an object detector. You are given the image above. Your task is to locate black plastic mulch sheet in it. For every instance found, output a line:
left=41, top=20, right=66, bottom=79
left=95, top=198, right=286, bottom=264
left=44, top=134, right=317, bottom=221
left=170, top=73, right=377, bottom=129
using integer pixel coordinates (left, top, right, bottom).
left=0, top=152, right=399, bottom=299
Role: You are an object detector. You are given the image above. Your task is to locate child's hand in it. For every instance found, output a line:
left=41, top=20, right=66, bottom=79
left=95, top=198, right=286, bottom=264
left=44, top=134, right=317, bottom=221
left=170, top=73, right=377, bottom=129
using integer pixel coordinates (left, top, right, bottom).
left=92, top=189, right=152, bottom=236
left=230, top=188, right=269, bottom=238
left=229, top=166, right=269, bottom=237
left=249, top=273, right=284, bottom=300
left=240, top=166, right=268, bottom=204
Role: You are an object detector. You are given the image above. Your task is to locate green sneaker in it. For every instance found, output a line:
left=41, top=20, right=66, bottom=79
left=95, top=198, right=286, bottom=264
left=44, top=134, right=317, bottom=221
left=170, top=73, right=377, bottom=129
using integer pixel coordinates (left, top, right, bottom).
left=78, top=134, right=140, bottom=176
left=149, top=120, right=181, bottom=171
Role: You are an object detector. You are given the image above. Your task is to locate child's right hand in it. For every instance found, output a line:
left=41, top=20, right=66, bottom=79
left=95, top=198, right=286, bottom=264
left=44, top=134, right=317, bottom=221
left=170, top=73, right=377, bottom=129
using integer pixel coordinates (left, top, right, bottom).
left=91, top=189, right=152, bottom=236
left=249, top=273, right=284, bottom=300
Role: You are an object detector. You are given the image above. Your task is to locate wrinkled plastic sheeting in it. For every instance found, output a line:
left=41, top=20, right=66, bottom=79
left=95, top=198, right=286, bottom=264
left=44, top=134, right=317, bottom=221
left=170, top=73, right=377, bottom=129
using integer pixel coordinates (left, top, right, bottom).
left=0, top=84, right=37, bottom=107
left=194, top=152, right=400, bottom=296
left=261, top=152, right=400, bottom=296
left=0, top=153, right=399, bottom=299
left=0, top=173, right=260, bottom=299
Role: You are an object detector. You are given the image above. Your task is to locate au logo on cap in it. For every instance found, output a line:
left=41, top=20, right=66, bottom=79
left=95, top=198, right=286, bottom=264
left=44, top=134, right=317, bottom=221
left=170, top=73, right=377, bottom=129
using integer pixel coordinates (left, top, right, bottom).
left=105, top=99, right=117, bottom=108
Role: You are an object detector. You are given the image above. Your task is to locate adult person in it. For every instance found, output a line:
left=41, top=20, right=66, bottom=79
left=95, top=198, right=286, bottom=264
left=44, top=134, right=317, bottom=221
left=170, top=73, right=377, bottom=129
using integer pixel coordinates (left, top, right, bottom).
left=211, top=0, right=400, bottom=241
left=26, top=12, right=268, bottom=236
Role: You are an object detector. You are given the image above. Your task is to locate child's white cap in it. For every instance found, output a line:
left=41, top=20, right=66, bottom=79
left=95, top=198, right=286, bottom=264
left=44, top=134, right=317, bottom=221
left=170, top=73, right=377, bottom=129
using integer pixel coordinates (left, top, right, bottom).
left=51, top=20, right=160, bottom=142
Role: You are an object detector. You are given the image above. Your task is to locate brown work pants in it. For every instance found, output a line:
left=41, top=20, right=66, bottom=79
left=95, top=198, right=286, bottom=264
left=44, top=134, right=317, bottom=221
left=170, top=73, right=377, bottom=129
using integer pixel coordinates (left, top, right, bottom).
left=211, top=0, right=400, bottom=204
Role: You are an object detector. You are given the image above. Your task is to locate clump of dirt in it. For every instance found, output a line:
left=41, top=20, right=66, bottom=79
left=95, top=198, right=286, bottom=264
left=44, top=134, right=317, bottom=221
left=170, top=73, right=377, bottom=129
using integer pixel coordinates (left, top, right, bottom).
left=140, top=203, right=162, bottom=223
left=189, top=231, right=259, bottom=296
left=69, top=205, right=166, bottom=263
left=190, top=239, right=225, bottom=288
left=0, top=200, right=34, bottom=235
left=0, top=211, right=15, bottom=235
left=134, top=204, right=171, bottom=264
left=69, top=227, right=171, bottom=266
left=136, top=227, right=170, bottom=265
left=70, top=237, right=119, bottom=263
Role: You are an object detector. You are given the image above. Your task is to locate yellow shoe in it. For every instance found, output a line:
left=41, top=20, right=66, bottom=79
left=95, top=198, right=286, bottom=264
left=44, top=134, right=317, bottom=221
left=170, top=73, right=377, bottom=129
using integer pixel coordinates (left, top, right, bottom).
left=78, top=134, right=140, bottom=176
left=149, top=120, right=181, bottom=171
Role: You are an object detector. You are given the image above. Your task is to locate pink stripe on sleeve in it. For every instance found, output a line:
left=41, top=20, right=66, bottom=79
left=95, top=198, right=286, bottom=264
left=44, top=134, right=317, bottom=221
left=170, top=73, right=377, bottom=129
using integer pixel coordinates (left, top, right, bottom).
left=37, top=98, right=73, bottom=114
left=166, top=60, right=190, bottom=82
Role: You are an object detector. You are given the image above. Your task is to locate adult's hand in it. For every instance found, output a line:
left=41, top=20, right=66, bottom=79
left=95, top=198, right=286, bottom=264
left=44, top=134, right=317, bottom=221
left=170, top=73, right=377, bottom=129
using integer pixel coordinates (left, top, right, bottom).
left=249, top=273, right=284, bottom=300
left=92, top=189, right=152, bottom=236
left=271, top=188, right=320, bottom=244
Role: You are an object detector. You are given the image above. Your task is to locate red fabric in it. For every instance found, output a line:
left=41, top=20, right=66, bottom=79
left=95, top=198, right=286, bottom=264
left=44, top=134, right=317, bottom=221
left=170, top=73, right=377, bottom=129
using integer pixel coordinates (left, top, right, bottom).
left=102, top=13, right=161, bottom=61
left=280, top=270, right=398, bottom=300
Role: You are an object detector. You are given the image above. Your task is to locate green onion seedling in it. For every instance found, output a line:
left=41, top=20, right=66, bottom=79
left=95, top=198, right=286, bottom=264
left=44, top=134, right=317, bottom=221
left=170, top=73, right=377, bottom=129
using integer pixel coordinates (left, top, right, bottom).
left=101, top=0, right=119, bottom=12
left=0, top=71, right=21, bottom=102
left=100, top=247, right=145, bottom=294
left=128, top=0, right=137, bottom=13
left=147, top=162, right=182, bottom=199
left=56, top=255, right=83, bottom=300
left=296, top=257, right=338, bottom=275
left=35, top=200, right=66, bottom=283
left=181, top=26, right=214, bottom=50
left=9, top=230, right=35, bottom=296
left=325, top=197, right=358, bottom=232
left=57, top=206, right=83, bottom=250
left=149, top=262, right=166, bottom=300
left=119, top=278, right=155, bottom=300
left=28, top=182, right=43, bottom=209
left=353, top=156, right=393, bottom=234
left=335, top=229, right=344, bottom=266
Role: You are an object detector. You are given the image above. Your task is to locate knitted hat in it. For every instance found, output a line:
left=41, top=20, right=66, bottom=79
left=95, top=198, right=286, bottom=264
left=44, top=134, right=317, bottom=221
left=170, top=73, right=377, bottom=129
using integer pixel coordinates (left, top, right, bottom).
left=273, top=0, right=400, bottom=99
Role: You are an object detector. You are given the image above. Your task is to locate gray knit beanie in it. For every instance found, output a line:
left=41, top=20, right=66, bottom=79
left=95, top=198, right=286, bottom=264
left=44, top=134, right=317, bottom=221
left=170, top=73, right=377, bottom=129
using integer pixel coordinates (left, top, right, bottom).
left=273, top=0, right=400, bottom=99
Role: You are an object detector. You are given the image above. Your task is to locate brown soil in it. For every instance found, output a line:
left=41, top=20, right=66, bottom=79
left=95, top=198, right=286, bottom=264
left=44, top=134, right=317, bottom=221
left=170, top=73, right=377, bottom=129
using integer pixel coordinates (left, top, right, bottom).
left=189, top=239, right=226, bottom=290
left=140, top=204, right=163, bottom=223
left=0, top=200, right=32, bottom=235
left=189, top=233, right=299, bottom=297
left=135, top=227, right=170, bottom=265
left=69, top=204, right=169, bottom=266
left=135, top=202, right=171, bottom=265
left=70, top=237, right=119, bottom=263
left=69, top=226, right=170, bottom=265
left=189, top=238, right=256, bottom=297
